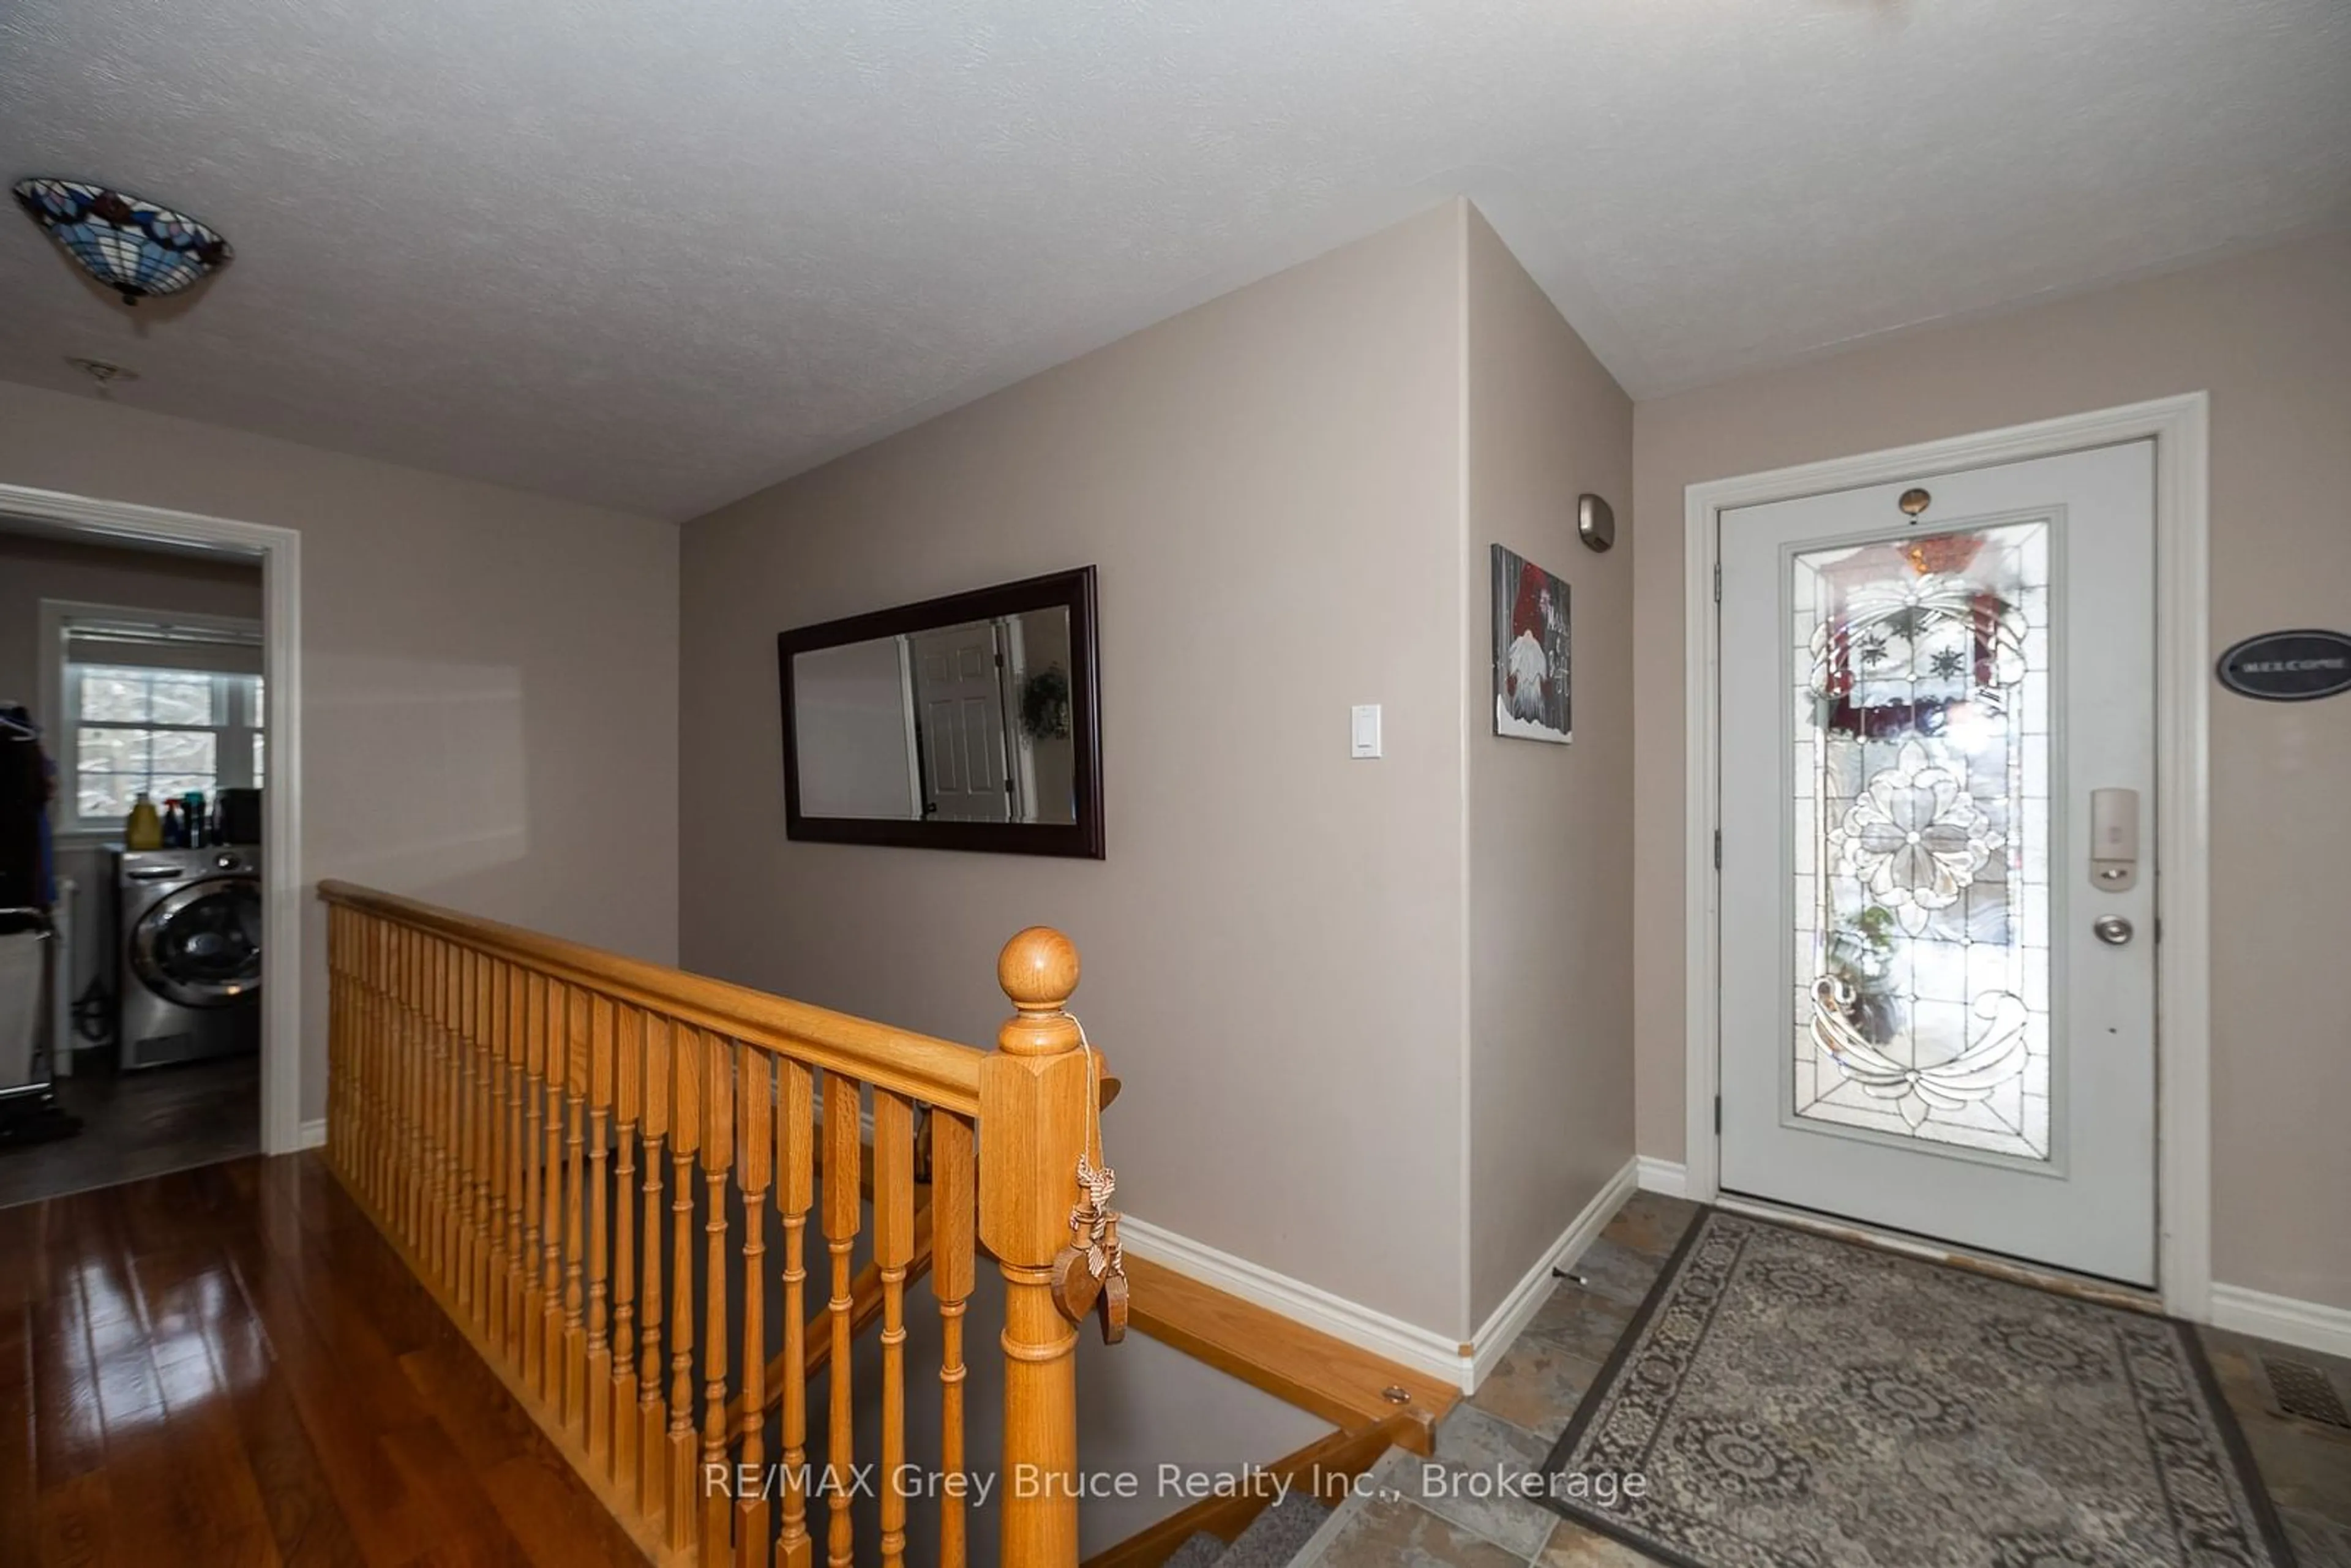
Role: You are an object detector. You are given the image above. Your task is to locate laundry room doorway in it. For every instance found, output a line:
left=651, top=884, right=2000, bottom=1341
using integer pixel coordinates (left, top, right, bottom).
left=0, top=483, right=301, bottom=1207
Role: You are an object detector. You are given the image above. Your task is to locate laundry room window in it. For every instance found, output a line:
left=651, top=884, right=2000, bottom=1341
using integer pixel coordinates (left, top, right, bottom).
left=43, top=604, right=266, bottom=835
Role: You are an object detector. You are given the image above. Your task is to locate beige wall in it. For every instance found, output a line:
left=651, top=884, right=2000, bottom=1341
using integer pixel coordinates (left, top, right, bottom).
left=682, top=201, right=1638, bottom=1341
left=0, top=380, right=682, bottom=1122
left=1463, top=211, right=1637, bottom=1324
left=682, top=203, right=1472, bottom=1333
left=0, top=531, right=266, bottom=1025
left=1630, top=230, right=2351, bottom=1310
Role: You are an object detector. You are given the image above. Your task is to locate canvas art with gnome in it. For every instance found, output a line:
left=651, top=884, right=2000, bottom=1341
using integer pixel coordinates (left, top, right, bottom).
left=1493, top=544, right=1571, bottom=743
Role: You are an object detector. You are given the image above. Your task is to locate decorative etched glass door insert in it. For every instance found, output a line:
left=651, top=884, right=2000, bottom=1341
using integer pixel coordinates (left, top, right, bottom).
left=1791, top=522, right=2052, bottom=1160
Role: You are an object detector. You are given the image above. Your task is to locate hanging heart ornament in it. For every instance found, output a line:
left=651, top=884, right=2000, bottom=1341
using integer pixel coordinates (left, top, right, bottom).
left=1049, top=1030, right=1128, bottom=1342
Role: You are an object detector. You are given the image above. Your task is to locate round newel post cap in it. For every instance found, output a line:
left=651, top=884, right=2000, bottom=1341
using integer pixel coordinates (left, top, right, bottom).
left=997, top=926, right=1079, bottom=1016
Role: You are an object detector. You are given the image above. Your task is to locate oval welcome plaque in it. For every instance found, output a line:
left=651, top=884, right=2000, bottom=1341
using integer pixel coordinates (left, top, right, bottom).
left=2215, top=629, right=2351, bottom=702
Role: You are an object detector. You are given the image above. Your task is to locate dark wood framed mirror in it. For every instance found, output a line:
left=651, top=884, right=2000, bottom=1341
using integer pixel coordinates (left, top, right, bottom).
left=776, top=566, right=1104, bottom=858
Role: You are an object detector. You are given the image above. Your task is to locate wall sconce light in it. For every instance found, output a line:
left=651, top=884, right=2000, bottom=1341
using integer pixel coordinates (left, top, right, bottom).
left=1578, top=493, right=1616, bottom=552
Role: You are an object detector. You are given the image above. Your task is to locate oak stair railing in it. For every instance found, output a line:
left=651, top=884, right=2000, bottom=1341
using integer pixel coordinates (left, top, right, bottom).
left=320, top=880, right=1107, bottom=1567
left=724, top=1079, right=1121, bottom=1438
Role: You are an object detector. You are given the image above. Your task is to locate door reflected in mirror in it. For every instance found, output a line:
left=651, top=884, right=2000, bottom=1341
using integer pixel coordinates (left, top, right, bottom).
left=779, top=568, right=1102, bottom=857
left=792, top=607, right=1077, bottom=826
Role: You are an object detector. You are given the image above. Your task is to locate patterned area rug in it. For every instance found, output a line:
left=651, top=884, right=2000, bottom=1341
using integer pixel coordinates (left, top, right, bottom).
left=1540, top=1210, right=2292, bottom=1567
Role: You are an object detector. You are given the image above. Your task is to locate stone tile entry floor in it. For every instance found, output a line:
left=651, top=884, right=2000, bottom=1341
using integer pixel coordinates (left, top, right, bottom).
left=1291, top=1191, right=2351, bottom=1567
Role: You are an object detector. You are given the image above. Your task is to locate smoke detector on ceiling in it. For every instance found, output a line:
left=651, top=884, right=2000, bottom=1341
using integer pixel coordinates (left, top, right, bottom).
left=66, top=357, right=140, bottom=397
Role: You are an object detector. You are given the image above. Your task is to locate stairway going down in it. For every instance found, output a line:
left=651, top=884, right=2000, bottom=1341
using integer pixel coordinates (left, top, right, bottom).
left=1162, top=1493, right=1339, bottom=1568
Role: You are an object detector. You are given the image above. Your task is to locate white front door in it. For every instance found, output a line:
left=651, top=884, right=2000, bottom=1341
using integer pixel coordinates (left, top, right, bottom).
left=1718, top=441, right=2158, bottom=1285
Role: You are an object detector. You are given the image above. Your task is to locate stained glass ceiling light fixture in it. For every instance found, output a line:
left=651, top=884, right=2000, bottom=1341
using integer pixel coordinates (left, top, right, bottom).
left=12, top=178, right=232, bottom=305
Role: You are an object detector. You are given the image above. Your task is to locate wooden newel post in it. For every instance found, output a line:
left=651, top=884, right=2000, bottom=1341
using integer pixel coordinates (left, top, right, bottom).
left=980, top=926, right=1089, bottom=1568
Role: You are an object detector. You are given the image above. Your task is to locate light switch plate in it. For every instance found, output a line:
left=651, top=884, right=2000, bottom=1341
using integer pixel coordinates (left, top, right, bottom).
left=1351, top=703, right=1382, bottom=759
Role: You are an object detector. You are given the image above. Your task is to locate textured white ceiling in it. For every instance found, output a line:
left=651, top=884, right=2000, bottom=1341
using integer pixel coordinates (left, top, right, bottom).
left=3, top=0, right=2346, bottom=520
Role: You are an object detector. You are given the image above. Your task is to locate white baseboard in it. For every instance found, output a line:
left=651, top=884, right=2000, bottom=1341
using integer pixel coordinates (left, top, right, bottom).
left=1635, top=1157, right=1689, bottom=1199
left=1465, top=1157, right=1640, bottom=1392
left=1122, top=1157, right=1645, bottom=1398
left=298, top=1117, right=328, bottom=1150
left=1117, top=1216, right=1467, bottom=1391
left=2210, top=1283, right=2351, bottom=1361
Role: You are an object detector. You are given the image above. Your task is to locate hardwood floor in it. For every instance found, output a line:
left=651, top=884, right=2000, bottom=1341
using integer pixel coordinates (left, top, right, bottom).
left=0, top=1056, right=261, bottom=1211
left=0, top=1153, right=647, bottom=1566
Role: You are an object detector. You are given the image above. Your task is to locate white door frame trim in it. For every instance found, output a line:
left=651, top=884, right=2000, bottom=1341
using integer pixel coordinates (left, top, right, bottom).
left=1681, top=392, right=2211, bottom=1319
left=0, top=481, right=306, bottom=1158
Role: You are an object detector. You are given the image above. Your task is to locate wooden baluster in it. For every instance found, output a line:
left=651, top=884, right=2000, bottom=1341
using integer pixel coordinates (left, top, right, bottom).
left=354, top=913, right=370, bottom=1183
left=441, top=940, right=462, bottom=1307
left=386, top=920, right=402, bottom=1212
left=326, top=905, right=343, bottom=1172
left=733, top=1047, right=772, bottom=1568
left=342, top=911, right=361, bottom=1192
left=353, top=913, right=369, bottom=1184
left=874, top=1089, right=915, bottom=1568
left=587, top=994, right=615, bottom=1457
left=371, top=921, right=385, bottom=1188
left=485, top=956, right=509, bottom=1354
left=434, top=937, right=457, bottom=1291
left=504, top=961, right=528, bottom=1362
left=933, top=1109, right=976, bottom=1568
left=349, top=910, right=364, bottom=1184
left=389, top=921, right=407, bottom=1223
left=370, top=917, right=391, bottom=1214
left=394, top=927, right=413, bottom=1244
left=775, top=1059, right=815, bottom=1568
left=522, top=969, right=548, bottom=1391
left=362, top=916, right=379, bottom=1208
left=699, top=1033, right=735, bottom=1567
left=666, top=1026, right=702, bottom=1553
left=542, top=977, right=568, bottom=1405
left=326, top=908, right=343, bottom=1171
left=408, top=927, right=430, bottom=1258
left=980, top=929, right=1090, bottom=1568
left=458, top=945, right=477, bottom=1297
left=564, top=985, right=590, bottom=1429
left=331, top=902, right=343, bottom=1171
left=352, top=913, right=367, bottom=1182
left=411, top=926, right=430, bottom=1260
left=409, top=932, right=430, bottom=1266
left=822, top=1070, right=861, bottom=1568
left=441, top=939, right=463, bottom=1291
left=343, top=911, right=363, bottom=1185
left=454, top=943, right=478, bottom=1319
left=611, top=1004, right=642, bottom=1490
left=473, top=948, right=497, bottom=1329
left=639, top=1013, right=672, bottom=1521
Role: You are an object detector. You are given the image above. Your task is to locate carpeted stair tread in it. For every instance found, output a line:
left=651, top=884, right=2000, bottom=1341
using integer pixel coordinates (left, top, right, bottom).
left=1162, top=1532, right=1228, bottom=1568
left=1214, top=1493, right=1332, bottom=1567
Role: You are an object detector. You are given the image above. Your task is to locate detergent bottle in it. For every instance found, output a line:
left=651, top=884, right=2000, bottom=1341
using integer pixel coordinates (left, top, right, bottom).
left=126, top=790, right=163, bottom=850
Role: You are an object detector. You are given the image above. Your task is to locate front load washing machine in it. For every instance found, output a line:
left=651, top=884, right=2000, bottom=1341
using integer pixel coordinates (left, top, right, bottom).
left=116, top=847, right=261, bottom=1070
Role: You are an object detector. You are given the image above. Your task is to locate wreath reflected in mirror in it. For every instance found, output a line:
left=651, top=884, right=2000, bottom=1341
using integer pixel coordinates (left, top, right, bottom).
left=1019, top=662, right=1072, bottom=741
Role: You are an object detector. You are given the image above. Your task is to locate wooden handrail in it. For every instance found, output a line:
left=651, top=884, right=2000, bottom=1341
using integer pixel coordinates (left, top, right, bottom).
left=320, top=887, right=1104, bottom=1567
left=318, top=880, right=984, bottom=1111
left=1081, top=1413, right=1420, bottom=1568
left=1120, top=1255, right=1456, bottom=1455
